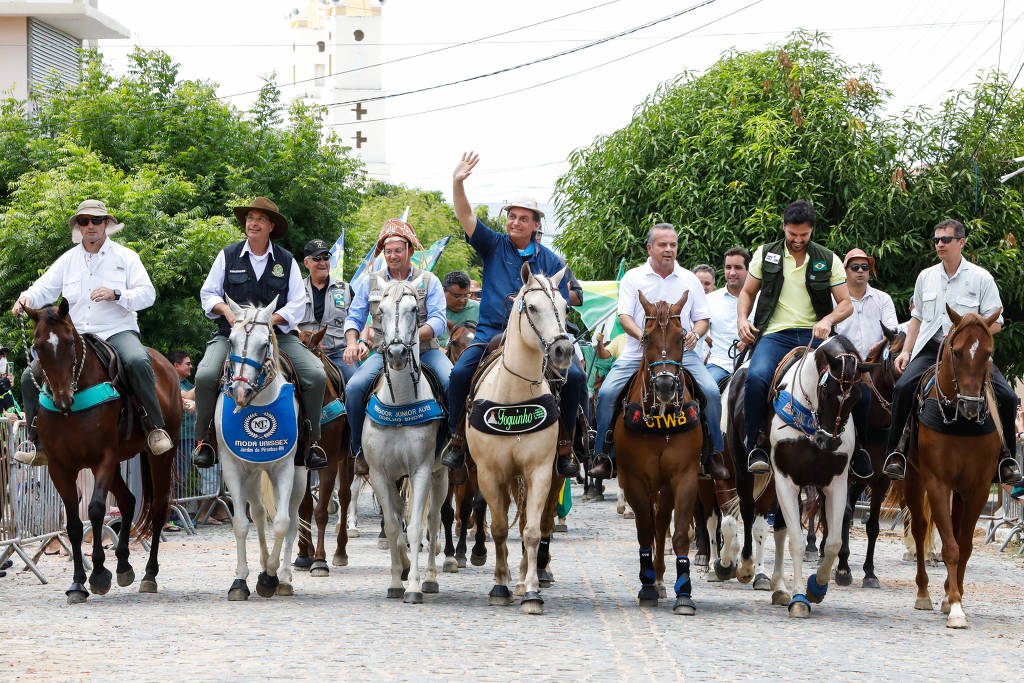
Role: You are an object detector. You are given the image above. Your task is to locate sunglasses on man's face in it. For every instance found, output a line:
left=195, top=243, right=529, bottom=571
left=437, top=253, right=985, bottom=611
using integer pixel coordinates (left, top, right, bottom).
left=308, top=254, right=330, bottom=262
left=932, top=235, right=959, bottom=245
left=76, top=216, right=107, bottom=226
left=848, top=263, right=871, bottom=272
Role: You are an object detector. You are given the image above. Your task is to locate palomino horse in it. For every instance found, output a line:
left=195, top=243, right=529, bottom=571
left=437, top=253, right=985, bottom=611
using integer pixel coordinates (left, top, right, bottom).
left=23, top=301, right=181, bottom=603
left=295, top=327, right=354, bottom=576
left=905, top=305, right=1002, bottom=629
left=362, top=276, right=447, bottom=604
left=767, top=335, right=873, bottom=617
left=614, top=292, right=704, bottom=615
left=217, top=297, right=306, bottom=600
left=466, top=263, right=570, bottom=614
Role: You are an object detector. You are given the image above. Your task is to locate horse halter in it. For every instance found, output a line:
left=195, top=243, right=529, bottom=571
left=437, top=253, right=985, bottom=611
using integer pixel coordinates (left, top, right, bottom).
left=640, top=309, right=684, bottom=413
left=501, top=281, right=569, bottom=386
left=224, top=316, right=276, bottom=399
left=934, top=324, right=990, bottom=424
left=812, top=350, right=860, bottom=442
left=20, top=313, right=86, bottom=405
left=380, top=285, right=422, bottom=401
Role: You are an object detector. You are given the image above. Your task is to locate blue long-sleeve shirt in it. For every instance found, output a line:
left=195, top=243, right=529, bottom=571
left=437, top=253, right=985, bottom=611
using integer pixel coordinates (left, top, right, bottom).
left=343, top=267, right=448, bottom=339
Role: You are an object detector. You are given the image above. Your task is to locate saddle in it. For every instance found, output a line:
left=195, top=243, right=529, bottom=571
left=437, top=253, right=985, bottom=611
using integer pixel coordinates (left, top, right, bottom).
left=768, top=346, right=808, bottom=403
left=81, top=334, right=135, bottom=441
left=913, top=366, right=996, bottom=437
left=363, top=362, right=448, bottom=414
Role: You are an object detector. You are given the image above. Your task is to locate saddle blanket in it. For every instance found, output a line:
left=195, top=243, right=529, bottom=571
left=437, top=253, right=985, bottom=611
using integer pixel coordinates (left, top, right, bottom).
left=469, top=393, right=559, bottom=435
left=219, top=383, right=299, bottom=463
left=366, top=395, right=445, bottom=427
left=773, top=390, right=817, bottom=436
left=321, top=398, right=346, bottom=425
left=39, top=382, right=120, bottom=413
left=918, top=397, right=996, bottom=436
left=622, top=400, right=700, bottom=434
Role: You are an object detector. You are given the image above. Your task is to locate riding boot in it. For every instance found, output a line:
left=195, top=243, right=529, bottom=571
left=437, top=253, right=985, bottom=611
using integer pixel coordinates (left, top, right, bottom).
left=302, top=420, right=328, bottom=470
left=140, top=411, right=174, bottom=456
left=995, top=444, right=1023, bottom=485
left=13, top=417, right=48, bottom=467
left=588, top=427, right=615, bottom=478
left=850, top=444, right=874, bottom=480
left=883, top=421, right=913, bottom=480
left=192, top=425, right=218, bottom=468
left=555, top=439, right=579, bottom=478
left=353, top=450, right=370, bottom=476
left=441, top=414, right=467, bottom=469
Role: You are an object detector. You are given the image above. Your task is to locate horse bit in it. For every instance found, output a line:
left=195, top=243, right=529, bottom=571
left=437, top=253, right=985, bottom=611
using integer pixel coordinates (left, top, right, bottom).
left=640, top=311, right=685, bottom=416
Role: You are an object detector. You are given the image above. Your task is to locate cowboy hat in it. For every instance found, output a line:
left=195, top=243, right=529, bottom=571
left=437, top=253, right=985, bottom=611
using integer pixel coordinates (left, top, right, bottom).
left=373, top=219, right=423, bottom=257
left=232, top=197, right=289, bottom=239
left=843, top=248, right=876, bottom=276
left=501, top=196, right=545, bottom=220
left=69, top=199, right=123, bottom=244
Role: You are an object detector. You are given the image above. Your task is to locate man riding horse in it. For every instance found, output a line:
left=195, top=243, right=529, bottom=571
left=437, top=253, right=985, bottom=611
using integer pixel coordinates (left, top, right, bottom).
left=442, top=152, right=581, bottom=479
left=12, top=199, right=174, bottom=464
left=191, top=197, right=329, bottom=471
left=342, top=218, right=453, bottom=476
left=882, top=218, right=1023, bottom=485
left=736, top=200, right=872, bottom=479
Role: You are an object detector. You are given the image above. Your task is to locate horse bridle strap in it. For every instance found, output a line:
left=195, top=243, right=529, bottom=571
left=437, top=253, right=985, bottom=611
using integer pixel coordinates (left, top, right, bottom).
left=501, top=283, right=568, bottom=386
left=381, top=286, right=422, bottom=402
left=639, top=311, right=685, bottom=415
left=20, top=314, right=86, bottom=400
left=933, top=324, right=989, bottom=424
left=812, top=351, right=859, bottom=441
left=225, top=318, right=276, bottom=397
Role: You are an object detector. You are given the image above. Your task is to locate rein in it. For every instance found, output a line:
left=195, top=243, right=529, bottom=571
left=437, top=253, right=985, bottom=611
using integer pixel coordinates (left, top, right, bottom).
left=500, top=282, right=568, bottom=386
left=787, top=338, right=859, bottom=443
left=932, top=322, right=990, bottom=425
left=639, top=307, right=685, bottom=417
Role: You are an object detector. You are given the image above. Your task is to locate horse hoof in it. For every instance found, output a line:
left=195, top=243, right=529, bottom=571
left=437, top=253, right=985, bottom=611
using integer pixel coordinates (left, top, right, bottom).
left=658, top=584, right=668, bottom=599
left=443, top=557, right=459, bottom=573
left=423, top=580, right=439, bottom=594
left=946, top=606, right=968, bottom=629
left=694, top=554, right=709, bottom=569
left=255, top=572, right=279, bottom=598
left=116, top=568, right=135, bottom=587
left=941, top=597, right=950, bottom=615
left=788, top=595, right=811, bottom=618
left=332, top=554, right=348, bottom=567
left=386, top=587, right=405, bottom=599
left=275, top=583, right=294, bottom=597
left=713, top=559, right=737, bottom=581
left=538, top=568, right=554, bottom=587
left=914, top=596, right=933, bottom=611
left=377, top=539, right=390, bottom=550
left=228, top=579, right=250, bottom=601
left=521, top=591, right=544, bottom=615
left=488, top=585, right=514, bottom=606
left=514, top=583, right=526, bottom=597
left=638, top=585, right=660, bottom=607
left=470, top=552, right=487, bottom=567
left=623, top=510, right=635, bottom=520
left=862, top=576, right=881, bottom=589
left=771, top=590, right=791, bottom=606
left=456, top=554, right=467, bottom=568
left=673, top=595, right=696, bottom=616
left=753, top=574, right=772, bottom=591
left=65, top=584, right=89, bottom=604
left=403, top=591, right=423, bottom=604
left=616, top=502, right=626, bottom=514
left=293, top=555, right=313, bottom=571
left=139, top=579, right=158, bottom=594
left=553, top=523, right=568, bottom=533
left=310, top=560, right=330, bottom=577
left=834, top=569, right=852, bottom=587
left=88, top=568, right=112, bottom=596
left=736, top=563, right=754, bottom=584
left=348, top=528, right=360, bottom=538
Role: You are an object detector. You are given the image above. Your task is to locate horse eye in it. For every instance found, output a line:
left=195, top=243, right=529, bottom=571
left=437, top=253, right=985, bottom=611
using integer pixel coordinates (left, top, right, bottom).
left=527, top=303, right=537, bottom=313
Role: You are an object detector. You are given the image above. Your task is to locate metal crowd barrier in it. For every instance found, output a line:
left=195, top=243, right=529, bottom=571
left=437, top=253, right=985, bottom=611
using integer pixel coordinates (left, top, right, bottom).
left=171, top=409, right=231, bottom=529
left=984, top=444, right=1024, bottom=555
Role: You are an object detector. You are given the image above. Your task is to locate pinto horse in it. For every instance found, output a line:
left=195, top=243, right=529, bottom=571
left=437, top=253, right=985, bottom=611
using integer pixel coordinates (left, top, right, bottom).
left=615, top=291, right=704, bottom=615
left=905, top=306, right=1002, bottom=629
left=23, top=300, right=181, bottom=603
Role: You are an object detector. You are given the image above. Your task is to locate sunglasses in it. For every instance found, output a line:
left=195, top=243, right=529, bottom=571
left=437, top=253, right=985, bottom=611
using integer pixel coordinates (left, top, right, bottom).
left=76, top=216, right=107, bottom=226
left=848, top=263, right=871, bottom=272
left=932, top=236, right=959, bottom=245
left=308, top=254, right=330, bottom=262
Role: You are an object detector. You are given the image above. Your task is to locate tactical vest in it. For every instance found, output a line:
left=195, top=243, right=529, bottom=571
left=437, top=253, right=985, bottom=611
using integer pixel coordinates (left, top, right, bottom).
left=368, top=265, right=439, bottom=352
left=217, top=240, right=293, bottom=337
left=751, top=238, right=835, bottom=334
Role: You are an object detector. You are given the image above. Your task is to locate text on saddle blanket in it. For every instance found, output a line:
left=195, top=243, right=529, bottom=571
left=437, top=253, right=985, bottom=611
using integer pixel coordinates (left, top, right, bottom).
left=622, top=400, right=700, bottom=434
left=469, top=393, right=559, bottom=435
left=366, top=395, right=445, bottom=427
left=219, top=382, right=299, bottom=463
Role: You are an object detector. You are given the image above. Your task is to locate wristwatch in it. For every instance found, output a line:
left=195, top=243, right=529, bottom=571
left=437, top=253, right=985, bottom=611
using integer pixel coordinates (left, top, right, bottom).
left=357, top=338, right=370, bottom=348
left=113, top=289, right=122, bottom=301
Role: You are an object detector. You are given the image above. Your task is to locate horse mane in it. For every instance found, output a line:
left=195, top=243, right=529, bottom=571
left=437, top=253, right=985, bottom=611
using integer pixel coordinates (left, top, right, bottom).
left=819, top=334, right=860, bottom=360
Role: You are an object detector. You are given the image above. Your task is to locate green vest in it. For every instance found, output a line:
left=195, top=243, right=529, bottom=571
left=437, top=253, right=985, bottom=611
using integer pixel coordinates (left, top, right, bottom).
left=752, top=238, right=836, bottom=334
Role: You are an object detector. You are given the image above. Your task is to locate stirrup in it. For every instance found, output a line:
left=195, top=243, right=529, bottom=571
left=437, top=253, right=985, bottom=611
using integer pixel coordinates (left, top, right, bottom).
left=588, top=454, right=615, bottom=479
left=555, top=453, right=579, bottom=479
left=747, top=447, right=770, bottom=474
left=997, top=457, right=1023, bottom=485
left=305, top=442, right=328, bottom=470
left=441, top=439, right=466, bottom=469
left=13, top=439, right=47, bottom=467
left=192, top=441, right=217, bottom=468
left=850, top=447, right=874, bottom=480
left=147, top=428, right=174, bottom=455
left=882, top=451, right=906, bottom=481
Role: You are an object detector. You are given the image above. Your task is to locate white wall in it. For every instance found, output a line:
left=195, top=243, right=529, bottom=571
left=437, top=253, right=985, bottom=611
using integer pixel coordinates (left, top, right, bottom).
left=0, top=17, right=28, bottom=101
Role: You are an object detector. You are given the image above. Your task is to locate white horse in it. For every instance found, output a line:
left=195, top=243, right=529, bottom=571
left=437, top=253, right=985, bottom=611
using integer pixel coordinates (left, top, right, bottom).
left=767, top=335, right=871, bottom=617
left=217, top=297, right=306, bottom=600
left=362, top=276, right=447, bottom=604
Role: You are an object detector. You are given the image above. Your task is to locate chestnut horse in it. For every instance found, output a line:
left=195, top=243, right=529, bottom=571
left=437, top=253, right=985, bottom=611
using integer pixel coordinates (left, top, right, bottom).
left=295, top=327, right=354, bottom=576
left=23, top=301, right=181, bottom=603
left=905, top=305, right=1002, bottom=629
left=615, top=291, right=703, bottom=615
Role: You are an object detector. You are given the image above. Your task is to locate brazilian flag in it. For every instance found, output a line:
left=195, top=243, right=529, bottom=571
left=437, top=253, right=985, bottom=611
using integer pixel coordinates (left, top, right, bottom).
left=556, top=478, right=572, bottom=518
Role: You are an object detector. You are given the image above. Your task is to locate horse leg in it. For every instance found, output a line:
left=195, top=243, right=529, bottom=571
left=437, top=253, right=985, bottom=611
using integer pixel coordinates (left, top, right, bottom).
left=836, top=480, right=862, bottom=587
left=620, top=470, right=658, bottom=607
left=750, top=515, right=771, bottom=590
left=923, top=475, right=962, bottom=627
left=48, top=465, right=90, bottom=604
left=347, top=476, right=363, bottom=537
left=736, top=476, right=756, bottom=583
left=653, top=489, right=672, bottom=598
left=518, top=466, right=551, bottom=614
left=295, top=471, right=314, bottom=571
left=222, top=459, right=252, bottom=600
left=246, top=474, right=270, bottom=574
left=106, top=466, right=137, bottom=588
left=770, top=523, right=789, bottom=605
left=334, top=454, right=353, bottom=566
left=441, top=484, right=457, bottom=572
left=86, top=468, right=113, bottom=596
left=402, top=465, right=431, bottom=604
left=369, top=467, right=407, bottom=599
left=471, top=489, right=488, bottom=566
left=670, top=471, right=699, bottom=616
left=862, top=479, right=888, bottom=588
left=803, top=487, right=818, bottom=562
left=454, top=484, right=473, bottom=568
left=311, top=456, right=337, bottom=576
left=952, top=485, right=987, bottom=628
left=904, top=469, right=931, bottom=610
left=477, top=468, right=512, bottom=605
left=256, top=464, right=296, bottom=598
left=774, top=475, right=809, bottom=617
left=809, top=479, right=847, bottom=605
left=274, top=466, right=306, bottom=597
left=422, top=466, right=447, bottom=594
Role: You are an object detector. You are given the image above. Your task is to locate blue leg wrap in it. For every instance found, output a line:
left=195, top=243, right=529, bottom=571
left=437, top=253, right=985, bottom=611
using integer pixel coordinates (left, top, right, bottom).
left=674, top=556, right=691, bottom=597
left=807, top=573, right=828, bottom=599
left=639, top=548, right=656, bottom=585
left=789, top=593, right=811, bottom=608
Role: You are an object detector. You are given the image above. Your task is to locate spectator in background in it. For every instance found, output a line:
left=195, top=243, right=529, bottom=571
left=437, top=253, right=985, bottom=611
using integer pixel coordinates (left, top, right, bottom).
left=469, top=279, right=482, bottom=302
left=0, top=346, right=14, bottom=413
left=693, top=265, right=716, bottom=365
left=438, top=270, right=480, bottom=347
left=705, top=247, right=752, bottom=384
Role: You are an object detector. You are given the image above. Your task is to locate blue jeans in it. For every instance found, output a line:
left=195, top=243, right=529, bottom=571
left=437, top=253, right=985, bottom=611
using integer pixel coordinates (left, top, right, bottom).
left=594, top=351, right=724, bottom=457
left=327, top=350, right=358, bottom=384
left=744, top=329, right=821, bottom=452
left=706, top=363, right=730, bottom=385
left=345, top=349, right=453, bottom=456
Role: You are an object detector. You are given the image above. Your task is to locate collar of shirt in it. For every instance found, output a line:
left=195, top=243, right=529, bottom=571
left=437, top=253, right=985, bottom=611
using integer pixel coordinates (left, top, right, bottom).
left=848, top=284, right=877, bottom=303
left=518, top=242, right=536, bottom=257
left=940, top=257, right=969, bottom=282
left=639, top=258, right=683, bottom=280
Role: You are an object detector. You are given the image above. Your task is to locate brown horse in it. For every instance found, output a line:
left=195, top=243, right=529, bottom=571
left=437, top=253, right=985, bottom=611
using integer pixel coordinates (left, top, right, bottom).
left=444, top=320, right=477, bottom=365
left=905, top=305, right=1002, bottom=629
left=294, top=327, right=354, bottom=576
left=615, top=291, right=703, bottom=615
left=24, top=301, right=181, bottom=603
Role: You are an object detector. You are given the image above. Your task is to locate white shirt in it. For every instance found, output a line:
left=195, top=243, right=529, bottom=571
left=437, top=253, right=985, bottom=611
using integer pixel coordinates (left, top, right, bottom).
left=200, top=240, right=307, bottom=334
left=910, top=258, right=1003, bottom=360
left=616, top=259, right=710, bottom=362
left=0, top=357, right=8, bottom=376
left=705, top=286, right=750, bottom=370
left=20, top=239, right=155, bottom=340
left=834, top=284, right=899, bottom=359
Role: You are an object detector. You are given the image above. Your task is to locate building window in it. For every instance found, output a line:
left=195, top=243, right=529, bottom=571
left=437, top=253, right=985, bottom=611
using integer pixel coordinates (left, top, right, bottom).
left=353, top=29, right=364, bottom=41
left=314, top=64, right=326, bottom=87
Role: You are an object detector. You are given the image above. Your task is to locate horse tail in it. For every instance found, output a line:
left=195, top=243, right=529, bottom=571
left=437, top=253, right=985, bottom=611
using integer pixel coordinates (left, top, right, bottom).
left=881, top=479, right=904, bottom=517
left=920, top=493, right=936, bottom=558
left=508, top=475, right=526, bottom=529
left=800, top=487, right=821, bottom=530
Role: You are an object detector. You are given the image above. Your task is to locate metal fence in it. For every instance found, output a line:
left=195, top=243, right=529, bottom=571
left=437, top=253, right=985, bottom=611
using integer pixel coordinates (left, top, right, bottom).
left=984, top=444, right=1024, bottom=555
left=171, top=408, right=231, bottom=529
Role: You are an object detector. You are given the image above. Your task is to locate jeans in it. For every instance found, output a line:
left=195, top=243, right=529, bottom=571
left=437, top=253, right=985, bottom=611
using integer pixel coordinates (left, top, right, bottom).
left=706, top=363, right=730, bottom=385
left=345, top=349, right=453, bottom=456
left=326, top=350, right=358, bottom=384
left=594, top=351, right=724, bottom=457
left=744, top=329, right=822, bottom=452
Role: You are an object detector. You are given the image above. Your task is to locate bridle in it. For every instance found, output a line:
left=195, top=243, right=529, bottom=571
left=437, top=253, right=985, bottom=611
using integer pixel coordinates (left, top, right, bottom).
left=501, top=280, right=569, bottom=386
left=639, top=306, right=685, bottom=414
left=20, top=313, right=86, bottom=405
left=811, top=349, right=860, bottom=443
left=933, top=321, right=990, bottom=424
left=861, top=337, right=901, bottom=417
left=224, top=315, right=277, bottom=399
left=380, top=285, right=422, bottom=401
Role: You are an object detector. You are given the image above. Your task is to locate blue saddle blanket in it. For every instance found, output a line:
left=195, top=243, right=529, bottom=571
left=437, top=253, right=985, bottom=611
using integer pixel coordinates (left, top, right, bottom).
left=321, top=398, right=346, bottom=425
left=366, top=395, right=445, bottom=427
left=39, top=382, right=120, bottom=413
left=219, top=383, right=299, bottom=463
left=773, top=389, right=817, bottom=436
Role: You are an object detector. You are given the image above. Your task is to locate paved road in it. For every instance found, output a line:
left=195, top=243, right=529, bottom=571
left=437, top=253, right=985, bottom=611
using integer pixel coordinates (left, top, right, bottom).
left=2, top=480, right=1023, bottom=681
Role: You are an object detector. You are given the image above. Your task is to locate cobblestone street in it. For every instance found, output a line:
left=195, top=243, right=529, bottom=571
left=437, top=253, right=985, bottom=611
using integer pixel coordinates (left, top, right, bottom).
left=3, top=480, right=1023, bottom=681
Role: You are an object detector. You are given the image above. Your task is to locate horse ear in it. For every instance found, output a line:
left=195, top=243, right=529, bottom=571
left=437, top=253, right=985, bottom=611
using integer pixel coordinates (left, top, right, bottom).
left=225, top=295, right=243, bottom=319
left=58, top=298, right=70, bottom=319
left=880, top=322, right=896, bottom=343
left=447, top=320, right=455, bottom=333
left=311, top=326, right=327, bottom=347
left=521, top=261, right=533, bottom=285
left=549, top=266, right=566, bottom=288
left=669, top=290, right=689, bottom=317
left=984, top=307, right=1002, bottom=329
left=638, top=290, right=654, bottom=315
left=260, top=297, right=279, bottom=323
left=946, top=304, right=962, bottom=326
left=857, top=362, right=879, bottom=374
left=24, top=305, right=40, bottom=321
left=409, top=274, right=424, bottom=290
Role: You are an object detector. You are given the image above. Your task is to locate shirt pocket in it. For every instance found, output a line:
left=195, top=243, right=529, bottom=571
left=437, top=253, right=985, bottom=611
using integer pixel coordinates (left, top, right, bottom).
left=106, top=268, right=128, bottom=292
left=226, top=270, right=249, bottom=286
left=954, top=295, right=980, bottom=314
left=921, top=290, right=937, bottom=321
left=63, top=275, right=83, bottom=304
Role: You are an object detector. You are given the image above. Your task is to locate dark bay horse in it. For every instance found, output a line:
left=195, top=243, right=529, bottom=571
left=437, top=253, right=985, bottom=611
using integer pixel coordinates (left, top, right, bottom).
left=295, top=327, right=354, bottom=576
left=615, top=291, right=703, bottom=615
left=24, top=301, right=181, bottom=603
left=906, top=306, right=1002, bottom=629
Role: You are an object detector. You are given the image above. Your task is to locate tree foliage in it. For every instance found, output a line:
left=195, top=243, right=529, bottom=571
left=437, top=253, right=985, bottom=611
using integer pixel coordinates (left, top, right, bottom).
left=554, top=32, right=1024, bottom=378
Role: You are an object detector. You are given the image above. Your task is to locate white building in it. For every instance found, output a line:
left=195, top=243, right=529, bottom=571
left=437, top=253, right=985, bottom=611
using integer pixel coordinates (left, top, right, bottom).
left=285, top=0, right=389, bottom=180
left=0, top=1, right=128, bottom=101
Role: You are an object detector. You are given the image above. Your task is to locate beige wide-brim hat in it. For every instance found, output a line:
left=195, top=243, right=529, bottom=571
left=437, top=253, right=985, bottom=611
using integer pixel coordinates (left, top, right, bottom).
left=69, top=199, right=123, bottom=244
left=232, top=196, right=289, bottom=239
left=501, top=196, right=545, bottom=219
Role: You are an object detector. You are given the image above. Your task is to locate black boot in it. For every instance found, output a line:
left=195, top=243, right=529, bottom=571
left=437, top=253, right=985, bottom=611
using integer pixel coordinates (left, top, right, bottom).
left=441, top=433, right=466, bottom=469
left=304, top=442, right=328, bottom=470
left=882, top=450, right=906, bottom=480
left=708, top=451, right=731, bottom=481
left=588, top=453, right=614, bottom=479
left=850, top=445, right=874, bottom=479
left=555, top=441, right=579, bottom=478
left=191, top=427, right=217, bottom=469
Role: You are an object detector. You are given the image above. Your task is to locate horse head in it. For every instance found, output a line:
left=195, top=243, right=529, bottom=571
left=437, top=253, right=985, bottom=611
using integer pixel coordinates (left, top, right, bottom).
left=639, top=290, right=688, bottom=405
left=298, top=326, right=328, bottom=353
left=941, top=304, right=1001, bottom=421
left=446, top=320, right=477, bottom=363
left=225, top=295, right=278, bottom=408
left=515, top=263, right=572, bottom=371
left=24, top=299, right=81, bottom=415
left=377, top=275, right=422, bottom=372
left=812, top=336, right=876, bottom=451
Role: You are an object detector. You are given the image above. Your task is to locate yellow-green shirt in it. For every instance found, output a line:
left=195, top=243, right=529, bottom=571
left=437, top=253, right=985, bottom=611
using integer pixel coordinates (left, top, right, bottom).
left=748, top=244, right=845, bottom=336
